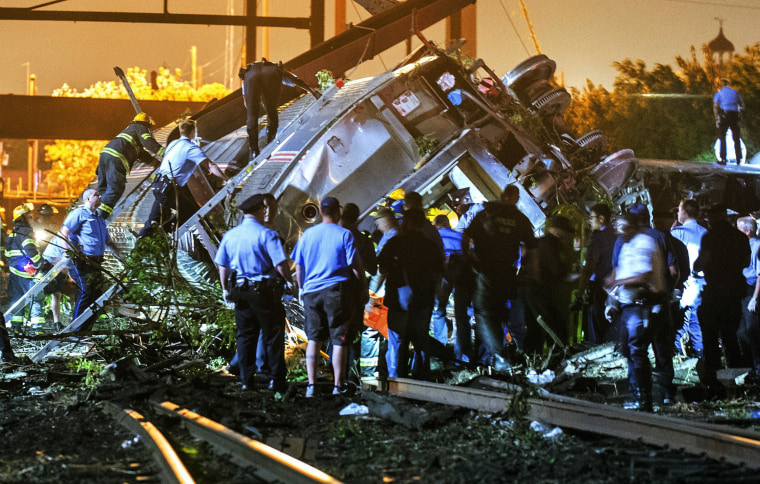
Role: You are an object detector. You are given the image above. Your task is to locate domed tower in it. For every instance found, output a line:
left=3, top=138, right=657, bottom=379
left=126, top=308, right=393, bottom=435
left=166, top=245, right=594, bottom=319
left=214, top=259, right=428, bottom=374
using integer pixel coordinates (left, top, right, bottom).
left=708, top=19, right=735, bottom=66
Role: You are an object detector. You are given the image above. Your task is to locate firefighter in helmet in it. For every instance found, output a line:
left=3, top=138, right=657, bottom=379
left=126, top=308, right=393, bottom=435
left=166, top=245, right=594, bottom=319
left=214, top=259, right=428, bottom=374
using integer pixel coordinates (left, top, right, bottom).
left=3, top=203, right=45, bottom=334
left=96, top=112, right=165, bottom=219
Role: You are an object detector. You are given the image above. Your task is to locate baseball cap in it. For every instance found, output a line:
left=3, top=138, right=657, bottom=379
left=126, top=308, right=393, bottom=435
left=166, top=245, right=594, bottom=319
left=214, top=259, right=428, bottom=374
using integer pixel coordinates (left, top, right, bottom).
left=320, top=196, right=340, bottom=212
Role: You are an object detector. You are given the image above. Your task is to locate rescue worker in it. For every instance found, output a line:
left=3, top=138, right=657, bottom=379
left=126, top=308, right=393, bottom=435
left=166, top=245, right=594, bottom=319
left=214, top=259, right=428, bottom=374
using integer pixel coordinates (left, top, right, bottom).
left=695, top=204, right=750, bottom=397
left=339, top=203, right=376, bottom=385
left=0, top=315, right=22, bottom=364
left=96, top=112, right=165, bottom=219
left=292, top=197, right=365, bottom=397
left=138, top=119, right=227, bottom=237
left=239, top=59, right=319, bottom=158
left=36, top=203, right=66, bottom=331
left=578, top=203, right=617, bottom=344
left=713, top=78, right=744, bottom=165
left=671, top=199, right=707, bottom=358
left=616, top=203, right=682, bottom=405
left=737, top=216, right=760, bottom=381
left=522, top=215, right=576, bottom=354
left=430, top=214, right=464, bottom=346
left=59, top=189, right=121, bottom=330
left=216, top=193, right=293, bottom=392
left=4, top=203, right=44, bottom=334
left=463, top=186, right=537, bottom=370
left=605, top=212, right=667, bottom=412
left=379, top=208, right=444, bottom=380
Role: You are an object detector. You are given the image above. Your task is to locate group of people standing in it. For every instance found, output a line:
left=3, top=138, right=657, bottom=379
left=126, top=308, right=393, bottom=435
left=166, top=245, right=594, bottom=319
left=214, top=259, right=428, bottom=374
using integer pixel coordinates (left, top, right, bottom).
left=583, top=198, right=760, bottom=410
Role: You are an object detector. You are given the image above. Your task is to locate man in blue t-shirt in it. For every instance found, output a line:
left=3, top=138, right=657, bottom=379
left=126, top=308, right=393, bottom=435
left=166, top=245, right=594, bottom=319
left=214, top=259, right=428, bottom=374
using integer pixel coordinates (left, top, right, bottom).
left=292, top=197, right=366, bottom=397
left=713, top=79, right=745, bottom=165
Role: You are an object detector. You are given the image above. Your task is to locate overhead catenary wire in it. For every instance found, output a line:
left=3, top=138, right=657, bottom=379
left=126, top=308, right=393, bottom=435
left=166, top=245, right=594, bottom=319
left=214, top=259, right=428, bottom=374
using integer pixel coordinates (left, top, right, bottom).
left=498, top=0, right=531, bottom=57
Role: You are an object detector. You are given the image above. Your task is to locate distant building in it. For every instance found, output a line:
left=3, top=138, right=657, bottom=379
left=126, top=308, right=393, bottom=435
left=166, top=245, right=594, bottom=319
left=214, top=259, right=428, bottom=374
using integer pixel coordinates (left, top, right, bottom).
left=708, top=21, right=735, bottom=67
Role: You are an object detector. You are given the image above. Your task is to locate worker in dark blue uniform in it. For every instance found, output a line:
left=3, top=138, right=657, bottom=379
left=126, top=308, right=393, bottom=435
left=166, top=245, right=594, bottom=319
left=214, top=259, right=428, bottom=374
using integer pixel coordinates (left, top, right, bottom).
left=578, top=203, right=617, bottom=344
left=96, top=112, right=165, bottom=218
left=713, top=78, right=745, bottom=165
left=239, top=59, right=319, bottom=158
left=430, top=214, right=464, bottom=346
left=379, top=208, right=444, bottom=380
left=215, top=193, right=293, bottom=392
left=463, top=186, right=537, bottom=370
left=695, top=204, right=750, bottom=397
left=4, top=203, right=43, bottom=334
left=60, top=189, right=121, bottom=330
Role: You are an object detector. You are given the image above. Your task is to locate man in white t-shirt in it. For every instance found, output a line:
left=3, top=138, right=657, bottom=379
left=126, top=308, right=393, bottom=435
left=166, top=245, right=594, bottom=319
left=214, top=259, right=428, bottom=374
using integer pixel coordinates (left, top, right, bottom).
left=607, top=212, right=666, bottom=412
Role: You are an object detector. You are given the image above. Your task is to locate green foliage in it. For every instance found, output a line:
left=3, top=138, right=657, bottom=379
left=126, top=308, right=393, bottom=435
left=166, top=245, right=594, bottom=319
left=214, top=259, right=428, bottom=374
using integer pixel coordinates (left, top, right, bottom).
left=114, top=229, right=234, bottom=358
left=565, top=42, right=760, bottom=160
left=46, top=67, right=231, bottom=197
left=67, top=357, right=105, bottom=389
left=315, top=69, right=336, bottom=91
left=415, top=136, right=438, bottom=157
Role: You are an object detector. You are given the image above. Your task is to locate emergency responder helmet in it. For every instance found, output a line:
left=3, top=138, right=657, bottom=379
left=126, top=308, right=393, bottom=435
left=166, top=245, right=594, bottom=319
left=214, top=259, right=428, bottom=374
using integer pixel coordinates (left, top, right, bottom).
left=37, top=203, right=58, bottom=217
left=13, top=202, right=34, bottom=221
left=133, top=112, right=155, bottom=126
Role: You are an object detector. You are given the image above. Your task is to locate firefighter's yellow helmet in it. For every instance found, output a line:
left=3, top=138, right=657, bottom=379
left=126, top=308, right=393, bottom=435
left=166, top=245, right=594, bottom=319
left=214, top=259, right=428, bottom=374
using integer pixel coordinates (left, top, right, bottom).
left=13, top=202, right=34, bottom=221
left=133, top=112, right=155, bottom=126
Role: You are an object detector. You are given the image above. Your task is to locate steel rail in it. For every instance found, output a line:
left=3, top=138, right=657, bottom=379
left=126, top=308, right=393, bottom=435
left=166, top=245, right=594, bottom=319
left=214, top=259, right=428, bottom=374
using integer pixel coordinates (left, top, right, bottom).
left=104, top=403, right=195, bottom=484
left=362, top=377, right=760, bottom=470
left=154, top=401, right=342, bottom=484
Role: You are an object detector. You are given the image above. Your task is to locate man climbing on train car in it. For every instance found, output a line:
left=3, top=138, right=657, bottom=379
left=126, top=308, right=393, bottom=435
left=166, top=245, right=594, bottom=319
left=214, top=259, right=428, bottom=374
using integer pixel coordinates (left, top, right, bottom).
left=239, top=59, right=320, bottom=159
left=96, top=112, right=165, bottom=219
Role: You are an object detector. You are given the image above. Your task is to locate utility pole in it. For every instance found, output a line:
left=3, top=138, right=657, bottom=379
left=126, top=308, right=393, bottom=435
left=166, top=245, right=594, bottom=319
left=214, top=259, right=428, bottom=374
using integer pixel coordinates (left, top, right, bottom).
left=191, top=45, right=197, bottom=89
left=27, top=73, right=38, bottom=195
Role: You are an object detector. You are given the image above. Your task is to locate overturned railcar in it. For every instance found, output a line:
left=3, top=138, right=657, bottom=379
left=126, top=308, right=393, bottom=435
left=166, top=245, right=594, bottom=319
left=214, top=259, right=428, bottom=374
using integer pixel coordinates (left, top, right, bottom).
left=174, top=51, right=649, bottom=288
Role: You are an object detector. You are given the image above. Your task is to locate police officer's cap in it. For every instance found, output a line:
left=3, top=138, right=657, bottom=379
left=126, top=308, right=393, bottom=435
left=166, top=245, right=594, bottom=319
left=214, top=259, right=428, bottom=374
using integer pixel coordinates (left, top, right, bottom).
left=239, top=194, right=267, bottom=214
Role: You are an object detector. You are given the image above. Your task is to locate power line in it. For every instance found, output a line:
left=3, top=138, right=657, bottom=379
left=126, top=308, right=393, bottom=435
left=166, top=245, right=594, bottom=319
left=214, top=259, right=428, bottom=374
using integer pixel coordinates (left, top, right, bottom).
left=498, top=0, right=531, bottom=57
left=664, top=0, right=760, bottom=10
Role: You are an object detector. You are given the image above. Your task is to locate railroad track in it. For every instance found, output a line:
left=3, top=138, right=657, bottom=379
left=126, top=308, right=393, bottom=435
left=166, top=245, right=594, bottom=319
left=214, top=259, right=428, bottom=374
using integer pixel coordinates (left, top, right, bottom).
left=362, top=377, right=760, bottom=470
left=105, top=401, right=342, bottom=484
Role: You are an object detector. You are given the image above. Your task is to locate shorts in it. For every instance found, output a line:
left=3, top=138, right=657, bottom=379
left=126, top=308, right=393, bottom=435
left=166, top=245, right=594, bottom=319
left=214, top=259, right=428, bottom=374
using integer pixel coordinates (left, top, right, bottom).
left=302, top=282, right=351, bottom=345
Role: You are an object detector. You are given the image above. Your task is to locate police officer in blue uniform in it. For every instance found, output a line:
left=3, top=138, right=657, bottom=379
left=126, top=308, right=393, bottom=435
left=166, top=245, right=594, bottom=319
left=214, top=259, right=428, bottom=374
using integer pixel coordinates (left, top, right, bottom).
left=215, top=193, right=293, bottom=392
left=713, top=79, right=745, bottom=165
left=60, top=189, right=121, bottom=330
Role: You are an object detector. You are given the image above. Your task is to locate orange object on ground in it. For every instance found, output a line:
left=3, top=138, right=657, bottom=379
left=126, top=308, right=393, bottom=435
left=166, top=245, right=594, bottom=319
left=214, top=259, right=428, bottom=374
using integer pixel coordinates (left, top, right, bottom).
left=364, top=295, right=388, bottom=338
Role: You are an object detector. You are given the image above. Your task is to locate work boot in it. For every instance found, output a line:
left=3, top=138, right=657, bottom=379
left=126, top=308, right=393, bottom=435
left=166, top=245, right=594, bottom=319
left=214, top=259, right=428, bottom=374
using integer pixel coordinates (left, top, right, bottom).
left=634, top=369, right=653, bottom=412
left=623, top=382, right=641, bottom=410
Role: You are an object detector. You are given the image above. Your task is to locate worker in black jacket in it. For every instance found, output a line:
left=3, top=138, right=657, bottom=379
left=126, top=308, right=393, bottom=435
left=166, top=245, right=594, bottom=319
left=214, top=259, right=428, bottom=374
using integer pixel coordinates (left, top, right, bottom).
left=96, top=112, right=165, bottom=218
left=240, top=59, right=319, bottom=158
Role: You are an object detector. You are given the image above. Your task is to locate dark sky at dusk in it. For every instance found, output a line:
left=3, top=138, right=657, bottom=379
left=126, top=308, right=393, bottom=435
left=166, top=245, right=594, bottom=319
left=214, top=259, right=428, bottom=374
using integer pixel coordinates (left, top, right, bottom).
left=0, top=0, right=758, bottom=95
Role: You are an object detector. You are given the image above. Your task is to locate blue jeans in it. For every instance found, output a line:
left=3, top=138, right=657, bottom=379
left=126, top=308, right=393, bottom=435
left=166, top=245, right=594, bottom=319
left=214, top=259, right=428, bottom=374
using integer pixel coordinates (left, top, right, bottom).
left=675, top=278, right=704, bottom=355
left=386, top=306, right=431, bottom=379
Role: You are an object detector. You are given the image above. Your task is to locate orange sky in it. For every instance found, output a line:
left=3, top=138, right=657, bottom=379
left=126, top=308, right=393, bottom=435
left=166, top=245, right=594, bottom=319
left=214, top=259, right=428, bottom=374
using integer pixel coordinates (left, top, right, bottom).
left=0, top=0, right=757, bottom=95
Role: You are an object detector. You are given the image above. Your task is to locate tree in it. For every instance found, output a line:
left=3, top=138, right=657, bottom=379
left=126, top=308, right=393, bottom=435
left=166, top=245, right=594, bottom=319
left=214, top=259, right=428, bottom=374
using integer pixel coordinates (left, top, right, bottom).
left=45, top=67, right=229, bottom=197
left=564, top=43, right=759, bottom=161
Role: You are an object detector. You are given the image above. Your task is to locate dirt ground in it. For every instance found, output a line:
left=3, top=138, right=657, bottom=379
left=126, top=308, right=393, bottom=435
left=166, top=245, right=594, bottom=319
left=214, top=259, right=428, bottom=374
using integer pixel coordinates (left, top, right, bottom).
left=3, top=344, right=760, bottom=484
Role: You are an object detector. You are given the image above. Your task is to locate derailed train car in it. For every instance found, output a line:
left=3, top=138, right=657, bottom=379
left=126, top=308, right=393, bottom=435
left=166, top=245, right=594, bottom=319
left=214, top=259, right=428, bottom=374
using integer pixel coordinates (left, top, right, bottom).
left=175, top=49, right=649, bottom=285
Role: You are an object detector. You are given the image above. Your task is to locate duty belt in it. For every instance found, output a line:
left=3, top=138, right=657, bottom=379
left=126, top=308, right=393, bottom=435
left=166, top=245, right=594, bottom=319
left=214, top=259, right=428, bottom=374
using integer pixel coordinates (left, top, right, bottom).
left=236, top=277, right=278, bottom=290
